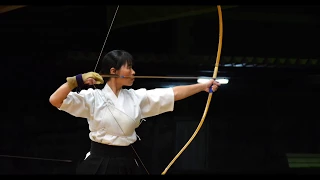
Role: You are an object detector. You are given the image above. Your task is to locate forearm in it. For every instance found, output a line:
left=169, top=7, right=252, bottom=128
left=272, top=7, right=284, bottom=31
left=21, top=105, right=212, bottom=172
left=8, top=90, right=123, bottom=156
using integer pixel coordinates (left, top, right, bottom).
left=173, top=83, right=206, bottom=101
left=49, top=82, right=73, bottom=108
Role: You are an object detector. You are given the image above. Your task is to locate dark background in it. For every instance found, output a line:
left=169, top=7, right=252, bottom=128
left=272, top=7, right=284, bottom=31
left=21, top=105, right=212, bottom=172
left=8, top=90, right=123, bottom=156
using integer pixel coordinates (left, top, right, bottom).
left=1, top=5, right=320, bottom=174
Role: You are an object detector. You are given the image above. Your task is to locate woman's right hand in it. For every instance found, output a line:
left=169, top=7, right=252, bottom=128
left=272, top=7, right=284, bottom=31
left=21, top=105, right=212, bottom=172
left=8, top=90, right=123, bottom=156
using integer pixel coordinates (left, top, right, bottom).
left=82, top=72, right=104, bottom=85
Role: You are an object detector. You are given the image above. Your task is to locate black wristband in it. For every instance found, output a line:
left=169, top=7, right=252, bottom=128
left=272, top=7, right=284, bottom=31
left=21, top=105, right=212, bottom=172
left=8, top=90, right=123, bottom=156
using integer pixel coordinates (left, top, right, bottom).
left=76, top=74, right=84, bottom=88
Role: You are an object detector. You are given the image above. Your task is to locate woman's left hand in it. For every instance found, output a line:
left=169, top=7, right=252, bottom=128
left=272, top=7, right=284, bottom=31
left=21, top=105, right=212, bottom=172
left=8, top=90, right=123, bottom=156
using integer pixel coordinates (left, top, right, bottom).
left=204, top=79, right=220, bottom=93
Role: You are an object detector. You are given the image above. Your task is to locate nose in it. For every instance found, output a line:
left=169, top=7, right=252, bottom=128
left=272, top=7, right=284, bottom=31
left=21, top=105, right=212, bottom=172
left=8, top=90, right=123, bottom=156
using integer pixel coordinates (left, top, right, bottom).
left=132, top=69, right=135, bottom=76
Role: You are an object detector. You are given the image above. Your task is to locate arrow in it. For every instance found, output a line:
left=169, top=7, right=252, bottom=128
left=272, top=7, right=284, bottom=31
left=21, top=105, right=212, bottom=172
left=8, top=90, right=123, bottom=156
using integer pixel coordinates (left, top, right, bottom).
left=100, top=74, right=216, bottom=80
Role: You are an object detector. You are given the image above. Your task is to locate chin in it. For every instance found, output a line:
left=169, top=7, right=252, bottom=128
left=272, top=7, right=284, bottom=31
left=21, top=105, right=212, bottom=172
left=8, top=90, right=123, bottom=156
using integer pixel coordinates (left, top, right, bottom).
left=125, top=82, right=134, bottom=87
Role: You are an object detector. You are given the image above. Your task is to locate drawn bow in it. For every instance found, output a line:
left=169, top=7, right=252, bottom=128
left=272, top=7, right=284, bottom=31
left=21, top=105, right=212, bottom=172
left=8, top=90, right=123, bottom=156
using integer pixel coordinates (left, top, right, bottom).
left=161, top=5, right=223, bottom=175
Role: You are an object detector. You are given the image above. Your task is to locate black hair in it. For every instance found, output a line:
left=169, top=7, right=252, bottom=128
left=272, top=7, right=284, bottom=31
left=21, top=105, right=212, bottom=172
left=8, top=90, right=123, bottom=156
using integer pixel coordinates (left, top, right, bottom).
left=99, top=50, right=134, bottom=81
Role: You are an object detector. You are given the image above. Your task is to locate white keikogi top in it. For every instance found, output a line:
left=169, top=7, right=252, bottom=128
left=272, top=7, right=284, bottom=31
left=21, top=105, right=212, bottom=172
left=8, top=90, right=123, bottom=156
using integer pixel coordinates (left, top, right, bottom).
left=59, top=83, right=175, bottom=146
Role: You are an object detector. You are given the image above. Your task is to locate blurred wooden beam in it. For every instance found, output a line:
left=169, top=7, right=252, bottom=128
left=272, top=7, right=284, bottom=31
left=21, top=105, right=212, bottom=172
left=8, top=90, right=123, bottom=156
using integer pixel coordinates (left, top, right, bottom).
left=107, top=5, right=238, bottom=30
left=0, top=5, right=26, bottom=14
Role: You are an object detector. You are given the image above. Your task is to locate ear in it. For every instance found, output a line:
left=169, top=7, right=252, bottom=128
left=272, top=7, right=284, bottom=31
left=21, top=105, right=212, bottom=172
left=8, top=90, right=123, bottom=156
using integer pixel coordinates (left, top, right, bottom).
left=110, top=67, right=116, bottom=75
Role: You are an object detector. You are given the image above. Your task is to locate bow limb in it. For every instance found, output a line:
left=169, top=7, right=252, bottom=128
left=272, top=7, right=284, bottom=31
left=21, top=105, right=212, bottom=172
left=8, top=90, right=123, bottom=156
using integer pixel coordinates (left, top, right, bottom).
left=161, top=5, right=223, bottom=175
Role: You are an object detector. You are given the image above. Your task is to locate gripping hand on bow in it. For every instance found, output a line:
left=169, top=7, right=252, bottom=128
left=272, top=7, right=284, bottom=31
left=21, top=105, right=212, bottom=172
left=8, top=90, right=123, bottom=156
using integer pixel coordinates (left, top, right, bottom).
left=66, top=72, right=104, bottom=90
left=204, top=79, right=220, bottom=93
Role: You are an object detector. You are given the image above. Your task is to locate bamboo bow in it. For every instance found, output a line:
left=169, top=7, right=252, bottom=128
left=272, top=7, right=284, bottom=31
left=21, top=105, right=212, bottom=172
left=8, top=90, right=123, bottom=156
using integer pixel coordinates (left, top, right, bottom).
left=160, top=5, right=223, bottom=175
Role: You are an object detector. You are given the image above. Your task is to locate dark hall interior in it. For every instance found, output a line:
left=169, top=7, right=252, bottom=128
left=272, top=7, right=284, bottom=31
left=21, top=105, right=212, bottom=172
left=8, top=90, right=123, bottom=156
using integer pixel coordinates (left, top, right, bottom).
left=1, top=5, right=320, bottom=174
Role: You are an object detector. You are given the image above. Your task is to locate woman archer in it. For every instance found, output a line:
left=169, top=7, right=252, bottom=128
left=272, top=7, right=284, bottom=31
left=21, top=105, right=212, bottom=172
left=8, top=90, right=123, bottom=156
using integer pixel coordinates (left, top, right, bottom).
left=49, top=49, right=220, bottom=174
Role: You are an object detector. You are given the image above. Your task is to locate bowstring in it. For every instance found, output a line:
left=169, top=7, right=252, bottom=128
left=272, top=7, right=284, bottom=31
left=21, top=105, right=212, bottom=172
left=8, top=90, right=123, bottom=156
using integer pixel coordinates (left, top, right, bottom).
left=92, top=5, right=119, bottom=89
left=91, top=5, right=150, bottom=174
left=107, top=106, right=150, bottom=174
left=94, top=5, right=119, bottom=72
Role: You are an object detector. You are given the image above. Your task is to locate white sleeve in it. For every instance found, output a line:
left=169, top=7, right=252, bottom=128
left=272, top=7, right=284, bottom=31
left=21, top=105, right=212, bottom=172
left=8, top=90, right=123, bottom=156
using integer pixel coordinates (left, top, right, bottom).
left=58, top=89, right=95, bottom=119
left=132, top=88, right=175, bottom=118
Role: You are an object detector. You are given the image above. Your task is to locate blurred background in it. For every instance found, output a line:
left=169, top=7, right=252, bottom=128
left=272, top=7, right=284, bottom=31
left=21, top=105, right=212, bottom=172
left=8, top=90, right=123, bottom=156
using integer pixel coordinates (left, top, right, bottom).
left=1, top=5, right=320, bottom=174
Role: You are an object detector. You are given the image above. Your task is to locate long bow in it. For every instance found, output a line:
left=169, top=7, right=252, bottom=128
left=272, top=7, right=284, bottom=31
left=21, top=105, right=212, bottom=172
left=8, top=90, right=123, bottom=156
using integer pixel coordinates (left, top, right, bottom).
left=160, top=5, right=223, bottom=175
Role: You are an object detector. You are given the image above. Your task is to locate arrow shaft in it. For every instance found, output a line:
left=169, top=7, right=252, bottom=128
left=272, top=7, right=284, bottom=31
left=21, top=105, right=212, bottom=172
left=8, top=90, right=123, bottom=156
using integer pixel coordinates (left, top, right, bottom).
left=100, top=75, right=214, bottom=80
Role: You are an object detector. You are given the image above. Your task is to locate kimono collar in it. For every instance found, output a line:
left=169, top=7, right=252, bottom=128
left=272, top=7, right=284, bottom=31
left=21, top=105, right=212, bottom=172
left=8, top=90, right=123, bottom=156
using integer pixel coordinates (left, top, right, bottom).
left=102, top=83, right=123, bottom=106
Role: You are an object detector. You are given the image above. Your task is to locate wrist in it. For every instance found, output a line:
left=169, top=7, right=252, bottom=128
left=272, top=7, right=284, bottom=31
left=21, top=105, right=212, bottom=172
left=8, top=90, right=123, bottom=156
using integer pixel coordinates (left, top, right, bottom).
left=76, top=74, right=85, bottom=87
left=201, top=83, right=207, bottom=91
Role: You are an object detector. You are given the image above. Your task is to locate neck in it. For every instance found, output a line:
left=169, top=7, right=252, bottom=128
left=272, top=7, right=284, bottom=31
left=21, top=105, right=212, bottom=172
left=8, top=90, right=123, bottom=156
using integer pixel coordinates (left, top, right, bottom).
left=107, top=79, right=122, bottom=97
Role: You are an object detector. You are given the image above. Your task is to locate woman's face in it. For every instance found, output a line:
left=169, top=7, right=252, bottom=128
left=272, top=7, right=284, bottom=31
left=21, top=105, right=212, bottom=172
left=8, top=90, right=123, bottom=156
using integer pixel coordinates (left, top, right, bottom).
left=116, top=63, right=135, bottom=86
